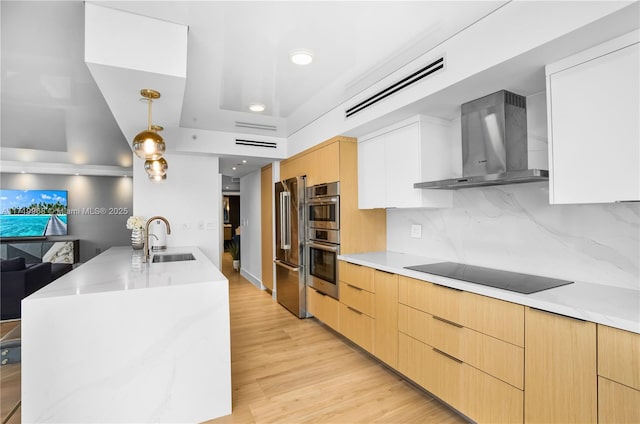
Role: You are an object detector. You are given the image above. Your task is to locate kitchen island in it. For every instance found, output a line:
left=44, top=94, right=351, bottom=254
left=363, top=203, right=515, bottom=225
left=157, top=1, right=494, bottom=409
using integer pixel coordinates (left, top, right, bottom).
left=21, top=246, right=231, bottom=423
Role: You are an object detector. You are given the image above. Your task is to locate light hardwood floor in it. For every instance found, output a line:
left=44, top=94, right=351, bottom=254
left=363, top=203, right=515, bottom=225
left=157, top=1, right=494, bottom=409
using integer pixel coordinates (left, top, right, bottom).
left=0, top=320, right=21, bottom=424
left=208, top=253, right=466, bottom=423
left=0, top=254, right=466, bottom=424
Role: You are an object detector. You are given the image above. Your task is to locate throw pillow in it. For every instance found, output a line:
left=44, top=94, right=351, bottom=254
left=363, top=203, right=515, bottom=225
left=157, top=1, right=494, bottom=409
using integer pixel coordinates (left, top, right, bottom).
left=0, top=257, right=26, bottom=272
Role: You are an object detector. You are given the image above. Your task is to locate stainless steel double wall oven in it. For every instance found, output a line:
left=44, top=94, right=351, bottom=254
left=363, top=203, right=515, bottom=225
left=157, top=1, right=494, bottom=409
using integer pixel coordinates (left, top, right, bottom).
left=306, top=182, right=340, bottom=299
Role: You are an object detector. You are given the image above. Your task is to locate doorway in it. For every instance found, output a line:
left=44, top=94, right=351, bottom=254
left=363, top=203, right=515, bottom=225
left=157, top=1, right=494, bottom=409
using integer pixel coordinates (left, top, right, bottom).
left=223, top=195, right=240, bottom=251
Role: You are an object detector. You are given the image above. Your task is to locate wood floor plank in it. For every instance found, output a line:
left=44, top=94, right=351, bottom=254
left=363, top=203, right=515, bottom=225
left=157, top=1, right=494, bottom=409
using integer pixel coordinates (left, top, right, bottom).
left=0, top=363, right=20, bottom=424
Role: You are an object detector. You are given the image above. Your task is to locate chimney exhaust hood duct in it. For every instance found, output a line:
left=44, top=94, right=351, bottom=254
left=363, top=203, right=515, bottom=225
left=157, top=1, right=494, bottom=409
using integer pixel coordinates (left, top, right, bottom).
left=415, top=90, right=548, bottom=190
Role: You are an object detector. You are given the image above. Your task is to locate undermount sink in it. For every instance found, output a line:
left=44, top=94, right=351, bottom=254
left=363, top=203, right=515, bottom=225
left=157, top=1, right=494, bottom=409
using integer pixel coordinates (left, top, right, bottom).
left=151, top=253, right=195, bottom=263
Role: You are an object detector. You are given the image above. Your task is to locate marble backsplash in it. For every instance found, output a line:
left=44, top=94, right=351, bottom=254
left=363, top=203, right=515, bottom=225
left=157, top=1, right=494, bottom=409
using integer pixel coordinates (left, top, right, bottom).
left=387, top=182, right=639, bottom=290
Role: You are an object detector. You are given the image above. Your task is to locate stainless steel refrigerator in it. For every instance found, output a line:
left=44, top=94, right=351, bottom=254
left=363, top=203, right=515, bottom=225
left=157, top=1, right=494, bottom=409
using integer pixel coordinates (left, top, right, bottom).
left=274, top=176, right=306, bottom=318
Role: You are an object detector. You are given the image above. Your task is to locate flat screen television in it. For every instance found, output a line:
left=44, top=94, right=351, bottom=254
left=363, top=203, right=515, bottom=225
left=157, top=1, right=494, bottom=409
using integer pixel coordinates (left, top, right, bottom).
left=0, top=189, right=68, bottom=238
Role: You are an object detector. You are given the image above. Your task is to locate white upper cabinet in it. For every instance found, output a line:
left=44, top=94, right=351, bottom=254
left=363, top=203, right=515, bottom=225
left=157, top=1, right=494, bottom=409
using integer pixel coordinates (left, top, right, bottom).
left=358, top=115, right=453, bottom=209
left=546, top=30, right=639, bottom=204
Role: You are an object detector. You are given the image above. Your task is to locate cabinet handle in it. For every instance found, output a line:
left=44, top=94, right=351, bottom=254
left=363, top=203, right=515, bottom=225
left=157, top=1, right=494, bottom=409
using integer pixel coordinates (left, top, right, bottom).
left=433, top=283, right=463, bottom=292
left=347, top=283, right=363, bottom=291
left=432, top=348, right=463, bottom=364
left=347, top=306, right=363, bottom=315
left=376, top=269, right=395, bottom=275
left=530, top=307, right=587, bottom=322
left=432, top=315, right=463, bottom=328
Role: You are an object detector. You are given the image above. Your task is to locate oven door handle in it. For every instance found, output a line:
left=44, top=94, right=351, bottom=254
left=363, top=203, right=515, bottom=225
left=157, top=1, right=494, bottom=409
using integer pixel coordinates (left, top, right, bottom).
left=274, top=259, right=300, bottom=272
left=308, top=242, right=339, bottom=253
left=308, top=198, right=339, bottom=207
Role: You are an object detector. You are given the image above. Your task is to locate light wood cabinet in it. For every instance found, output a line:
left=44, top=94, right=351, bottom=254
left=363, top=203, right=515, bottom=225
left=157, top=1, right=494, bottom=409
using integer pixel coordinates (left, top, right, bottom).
left=358, top=115, right=453, bottom=209
left=339, top=303, right=374, bottom=353
left=339, top=262, right=375, bottom=353
left=333, top=262, right=640, bottom=424
left=398, top=304, right=523, bottom=389
left=308, top=142, right=340, bottom=186
left=260, top=164, right=273, bottom=291
left=398, top=276, right=524, bottom=347
left=598, top=376, right=640, bottom=424
left=398, top=275, right=524, bottom=423
left=306, top=286, right=339, bottom=331
left=339, top=262, right=375, bottom=292
left=398, top=332, right=522, bottom=424
left=524, top=307, right=597, bottom=424
left=546, top=30, right=639, bottom=204
left=339, top=281, right=374, bottom=317
left=279, top=136, right=386, bottom=255
left=373, top=270, right=398, bottom=368
left=597, top=324, right=640, bottom=423
left=598, top=324, right=640, bottom=391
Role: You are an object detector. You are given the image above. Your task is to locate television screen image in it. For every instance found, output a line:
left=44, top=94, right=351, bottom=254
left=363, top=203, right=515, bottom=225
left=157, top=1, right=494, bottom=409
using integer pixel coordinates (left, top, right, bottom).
left=0, top=189, right=68, bottom=237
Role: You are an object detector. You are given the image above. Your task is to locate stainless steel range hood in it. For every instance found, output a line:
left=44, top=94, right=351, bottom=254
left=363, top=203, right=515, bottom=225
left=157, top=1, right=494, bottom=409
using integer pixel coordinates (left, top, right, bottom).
left=415, top=90, right=548, bottom=190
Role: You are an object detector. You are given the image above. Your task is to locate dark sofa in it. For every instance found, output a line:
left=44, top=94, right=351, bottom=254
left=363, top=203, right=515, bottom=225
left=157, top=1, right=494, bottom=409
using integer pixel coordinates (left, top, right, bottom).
left=1, top=257, right=72, bottom=320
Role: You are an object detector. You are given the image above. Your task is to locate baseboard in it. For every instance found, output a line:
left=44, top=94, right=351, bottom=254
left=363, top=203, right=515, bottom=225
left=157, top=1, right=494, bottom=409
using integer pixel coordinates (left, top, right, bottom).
left=240, top=268, right=264, bottom=290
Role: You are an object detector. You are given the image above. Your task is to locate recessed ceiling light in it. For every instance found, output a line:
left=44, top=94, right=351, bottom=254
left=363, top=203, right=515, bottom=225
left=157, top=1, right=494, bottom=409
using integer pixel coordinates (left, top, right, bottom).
left=75, top=173, right=80, bottom=176
left=242, top=160, right=247, bottom=163
left=249, top=103, right=265, bottom=112
left=232, top=167, right=236, bottom=170
left=290, top=49, right=313, bottom=65
left=20, top=171, right=25, bottom=174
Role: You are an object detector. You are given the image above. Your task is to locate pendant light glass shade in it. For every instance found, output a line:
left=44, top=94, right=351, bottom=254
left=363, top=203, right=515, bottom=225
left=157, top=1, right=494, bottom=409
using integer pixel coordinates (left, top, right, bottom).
left=133, top=129, right=165, bottom=160
left=149, top=174, right=167, bottom=183
left=144, top=157, right=168, bottom=177
left=133, top=89, right=165, bottom=160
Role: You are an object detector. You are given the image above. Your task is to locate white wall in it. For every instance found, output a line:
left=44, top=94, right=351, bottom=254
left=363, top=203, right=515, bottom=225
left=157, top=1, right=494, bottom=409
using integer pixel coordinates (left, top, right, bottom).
left=387, top=183, right=640, bottom=290
left=239, top=170, right=262, bottom=288
left=133, top=152, right=221, bottom=267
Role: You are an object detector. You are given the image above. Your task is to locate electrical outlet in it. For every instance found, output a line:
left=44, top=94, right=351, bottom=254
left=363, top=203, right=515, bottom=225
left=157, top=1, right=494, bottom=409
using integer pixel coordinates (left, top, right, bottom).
left=411, top=224, right=422, bottom=239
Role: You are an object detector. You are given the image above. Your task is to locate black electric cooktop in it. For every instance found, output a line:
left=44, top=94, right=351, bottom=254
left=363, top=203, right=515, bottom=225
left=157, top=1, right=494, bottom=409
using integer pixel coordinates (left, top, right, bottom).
left=404, top=262, right=573, bottom=294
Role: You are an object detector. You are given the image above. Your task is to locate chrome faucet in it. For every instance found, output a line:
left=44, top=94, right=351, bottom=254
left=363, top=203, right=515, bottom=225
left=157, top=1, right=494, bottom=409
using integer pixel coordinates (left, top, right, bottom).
left=144, top=216, right=171, bottom=261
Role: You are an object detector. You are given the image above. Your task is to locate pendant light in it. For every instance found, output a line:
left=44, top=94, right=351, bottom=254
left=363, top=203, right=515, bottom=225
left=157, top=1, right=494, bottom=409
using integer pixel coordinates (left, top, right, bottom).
left=132, top=89, right=166, bottom=160
left=144, top=157, right=168, bottom=177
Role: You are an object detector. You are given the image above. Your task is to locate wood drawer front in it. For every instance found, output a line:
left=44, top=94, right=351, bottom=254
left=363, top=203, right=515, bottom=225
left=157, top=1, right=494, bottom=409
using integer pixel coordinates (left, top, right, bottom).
left=398, top=332, right=463, bottom=405
left=398, top=275, right=432, bottom=311
left=461, top=291, right=524, bottom=347
left=306, top=287, right=339, bottom=331
left=398, top=333, right=522, bottom=424
left=339, top=262, right=375, bottom=292
left=598, top=376, right=640, bottom=424
left=399, top=305, right=523, bottom=389
left=398, top=332, right=431, bottom=389
left=339, top=303, right=373, bottom=352
left=399, top=276, right=524, bottom=346
left=598, top=324, right=640, bottom=390
left=462, top=363, right=524, bottom=424
left=339, top=281, right=374, bottom=317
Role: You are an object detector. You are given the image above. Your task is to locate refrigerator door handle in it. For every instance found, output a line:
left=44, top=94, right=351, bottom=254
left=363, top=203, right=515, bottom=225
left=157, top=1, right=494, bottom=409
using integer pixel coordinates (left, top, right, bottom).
left=274, top=259, right=300, bottom=272
left=279, top=191, right=291, bottom=250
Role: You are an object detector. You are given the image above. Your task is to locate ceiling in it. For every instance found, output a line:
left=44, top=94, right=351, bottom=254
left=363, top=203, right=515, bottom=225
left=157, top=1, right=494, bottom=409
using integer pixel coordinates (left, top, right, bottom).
left=1, top=1, right=508, bottom=178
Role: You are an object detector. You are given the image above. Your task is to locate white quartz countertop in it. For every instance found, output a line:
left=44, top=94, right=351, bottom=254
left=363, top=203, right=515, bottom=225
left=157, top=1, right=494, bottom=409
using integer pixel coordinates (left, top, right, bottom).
left=27, top=246, right=225, bottom=299
left=338, top=251, right=640, bottom=334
